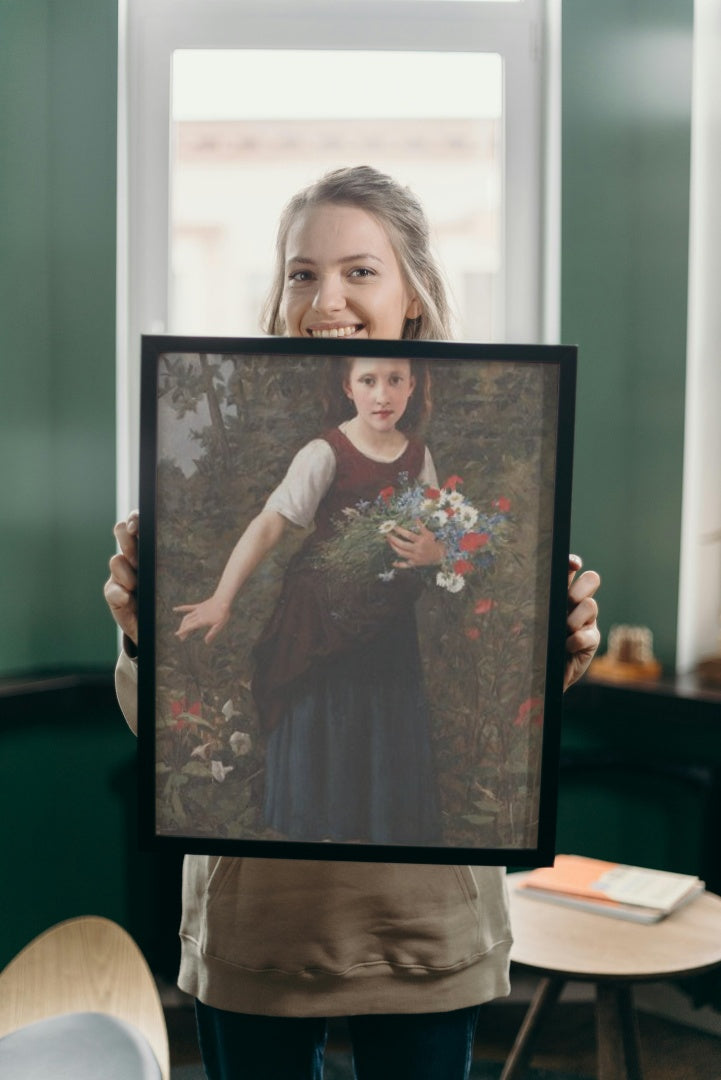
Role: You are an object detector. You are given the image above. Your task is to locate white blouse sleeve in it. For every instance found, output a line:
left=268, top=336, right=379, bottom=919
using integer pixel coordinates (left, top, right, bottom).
left=264, top=439, right=337, bottom=529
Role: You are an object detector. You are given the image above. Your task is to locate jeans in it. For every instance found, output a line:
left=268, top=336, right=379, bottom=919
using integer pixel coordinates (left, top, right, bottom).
left=195, top=1000, right=481, bottom=1080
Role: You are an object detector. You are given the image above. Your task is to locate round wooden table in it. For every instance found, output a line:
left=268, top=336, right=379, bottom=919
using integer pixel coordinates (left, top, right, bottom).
left=502, top=872, right=721, bottom=1080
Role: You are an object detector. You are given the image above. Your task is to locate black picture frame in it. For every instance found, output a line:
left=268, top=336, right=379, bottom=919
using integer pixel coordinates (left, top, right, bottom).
left=138, top=336, right=576, bottom=865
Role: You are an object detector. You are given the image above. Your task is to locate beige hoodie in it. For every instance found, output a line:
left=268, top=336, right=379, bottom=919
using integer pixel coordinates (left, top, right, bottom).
left=116, top=651, right=512, bottom=1016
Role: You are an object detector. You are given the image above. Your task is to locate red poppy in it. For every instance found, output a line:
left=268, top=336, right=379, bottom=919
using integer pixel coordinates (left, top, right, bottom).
left=459, top=532, right=489, bottom=552
left=443, top=475, right=464, bottom=491
left=379, top=486, right=395, bottom=503
left=453, top=559, right=474, bottom=575
left=171, top=698, right=202, bottom=719
left=424, top=486, right=441, bottom=500
left=493, top=496, right=511, bottom=512
left=474, top=598, right=496, bottom=615
left=465, top=626, right=481, bottom=640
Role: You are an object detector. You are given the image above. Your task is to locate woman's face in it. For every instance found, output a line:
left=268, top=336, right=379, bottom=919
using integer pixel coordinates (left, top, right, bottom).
left=343, top=358, right=416, bottom=435
left=281, top=203, right=421, bottom=341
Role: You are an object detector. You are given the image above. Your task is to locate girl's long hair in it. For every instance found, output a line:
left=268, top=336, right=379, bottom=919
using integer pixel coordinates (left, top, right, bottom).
left=261, top=166, right=454, bottom=342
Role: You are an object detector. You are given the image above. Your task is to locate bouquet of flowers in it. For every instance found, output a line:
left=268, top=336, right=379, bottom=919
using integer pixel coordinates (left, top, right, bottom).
left=317, top=473, right=510, bottom=593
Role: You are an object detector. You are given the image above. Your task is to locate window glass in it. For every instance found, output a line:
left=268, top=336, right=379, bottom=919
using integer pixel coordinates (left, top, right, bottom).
left=170, top=50, right=503, bottom=341
left=120, top=0, right=549, bottom=510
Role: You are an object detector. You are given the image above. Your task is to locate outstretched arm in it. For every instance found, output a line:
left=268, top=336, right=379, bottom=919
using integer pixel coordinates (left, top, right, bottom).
left=174, top=508, right=288, bottom=644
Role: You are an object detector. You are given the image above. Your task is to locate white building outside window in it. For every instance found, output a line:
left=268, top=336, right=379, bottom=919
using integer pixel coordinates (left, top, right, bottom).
left=117, top=0, right=558, bottom=509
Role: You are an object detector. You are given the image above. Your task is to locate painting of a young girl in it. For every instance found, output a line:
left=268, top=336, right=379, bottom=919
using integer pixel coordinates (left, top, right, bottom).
left=175, top=351, right=444, bottom=845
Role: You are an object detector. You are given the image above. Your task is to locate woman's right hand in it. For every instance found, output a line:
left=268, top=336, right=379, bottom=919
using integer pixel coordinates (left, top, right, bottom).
left=104, top=510, right=139, bottom=646
left=174, top=596, right=231, bottom=644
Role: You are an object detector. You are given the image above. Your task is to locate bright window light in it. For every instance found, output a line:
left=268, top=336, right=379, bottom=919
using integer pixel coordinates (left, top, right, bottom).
left=170, top=50, right=503, bottom=342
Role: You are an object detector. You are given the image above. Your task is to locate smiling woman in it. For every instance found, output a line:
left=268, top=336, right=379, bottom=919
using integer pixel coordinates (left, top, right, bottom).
left=263, top=168, right=452, bottom=342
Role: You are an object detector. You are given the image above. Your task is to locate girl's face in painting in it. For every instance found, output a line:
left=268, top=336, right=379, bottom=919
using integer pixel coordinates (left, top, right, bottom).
left=343, top=358, right=416, bottom=435
left=281, top=203, right=421, bottom=341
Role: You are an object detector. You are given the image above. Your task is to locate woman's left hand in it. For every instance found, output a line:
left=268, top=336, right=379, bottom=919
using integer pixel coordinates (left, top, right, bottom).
left=565, top=554, right=601, bottom=690
left=387, top=521, right=444, bottom=569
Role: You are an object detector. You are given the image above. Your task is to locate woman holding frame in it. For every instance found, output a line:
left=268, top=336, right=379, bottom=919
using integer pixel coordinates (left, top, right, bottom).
left=106, top=166, right=600, bottom=1080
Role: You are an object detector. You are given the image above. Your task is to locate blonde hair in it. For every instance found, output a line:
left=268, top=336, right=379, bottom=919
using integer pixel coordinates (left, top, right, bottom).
left=262, top=166, right=454, bottom=341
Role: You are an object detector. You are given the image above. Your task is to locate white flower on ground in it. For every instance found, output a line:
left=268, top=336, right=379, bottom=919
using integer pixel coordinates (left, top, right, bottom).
left=211, top=760, right=234, bottom=782
left=190, top=742, right=213, bottom=760
left=221, top=699, right=239, bottom=722
left=378, top=570, right=396, bottom=582
left=229, top=731, right=252, bottom=757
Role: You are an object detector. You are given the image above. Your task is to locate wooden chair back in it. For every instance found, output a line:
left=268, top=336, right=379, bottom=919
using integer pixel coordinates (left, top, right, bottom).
left=0, top=916, right=169, bottom=1080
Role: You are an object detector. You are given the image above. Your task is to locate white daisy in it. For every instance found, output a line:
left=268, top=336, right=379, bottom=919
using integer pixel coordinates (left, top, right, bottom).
left=436, top=571, right=465, bottom=594
left=458, top=505, right=479, bottom=528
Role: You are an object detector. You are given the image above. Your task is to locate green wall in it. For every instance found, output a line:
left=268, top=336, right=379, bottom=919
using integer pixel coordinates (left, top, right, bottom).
left=0, top=0, right=118, bottom=675
left=0, top=1, right=693, bottom=676
left=0, top=682, right=183, bottom=974
left=0, top=2, right=695, bottom=673
left=0, top=0, right=698, bottom=969
left=562, top=0, right=693, bottom=669
left=0, top=0, right=128, bottom=969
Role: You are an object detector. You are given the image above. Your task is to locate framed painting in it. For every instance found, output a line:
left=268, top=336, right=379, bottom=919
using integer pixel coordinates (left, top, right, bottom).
left=137, top=336, right=576, bottom=865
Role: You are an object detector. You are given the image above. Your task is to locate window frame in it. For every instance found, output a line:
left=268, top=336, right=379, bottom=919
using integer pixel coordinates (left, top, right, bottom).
left=117, top=0, right=558, bottom=510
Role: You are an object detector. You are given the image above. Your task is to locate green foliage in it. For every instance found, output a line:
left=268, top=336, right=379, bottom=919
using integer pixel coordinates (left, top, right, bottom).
left=153, top=353, right=557, bottom=850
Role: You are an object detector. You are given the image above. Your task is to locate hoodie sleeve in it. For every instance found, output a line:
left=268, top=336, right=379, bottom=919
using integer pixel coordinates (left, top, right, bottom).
left=115, top=647, right=139, bottom=736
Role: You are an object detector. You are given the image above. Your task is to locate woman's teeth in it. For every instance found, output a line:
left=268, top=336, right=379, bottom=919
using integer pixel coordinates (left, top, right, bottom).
left=310, top=325, right=360, bottom=338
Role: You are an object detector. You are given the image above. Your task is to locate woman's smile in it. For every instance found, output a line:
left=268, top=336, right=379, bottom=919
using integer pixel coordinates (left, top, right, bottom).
left=307, top=323, right=364, bottom=339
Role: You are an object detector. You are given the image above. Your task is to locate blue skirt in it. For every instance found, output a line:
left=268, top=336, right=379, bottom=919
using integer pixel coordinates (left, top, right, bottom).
left=263, top=611, right=441, bottom=846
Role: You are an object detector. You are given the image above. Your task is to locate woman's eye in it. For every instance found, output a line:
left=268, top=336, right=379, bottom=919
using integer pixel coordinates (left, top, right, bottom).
left=349, top=267, right=374, bottom=279
left=288, top=270, right=313, bottom=283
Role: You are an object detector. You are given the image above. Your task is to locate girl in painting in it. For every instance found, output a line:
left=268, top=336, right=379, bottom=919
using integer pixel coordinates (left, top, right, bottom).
left=175, top=351, right=444, bottom=845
